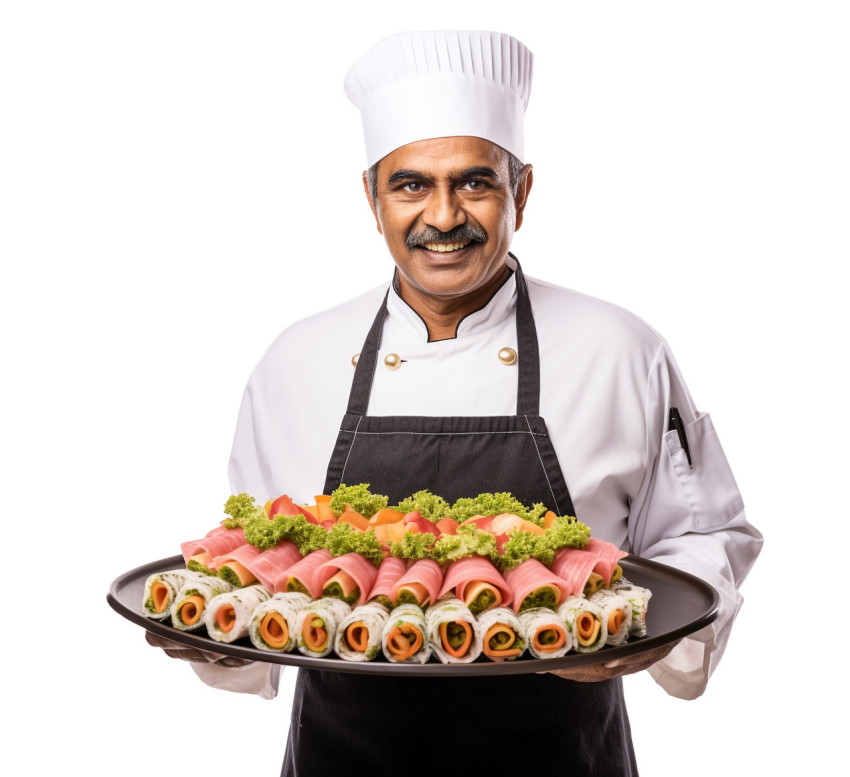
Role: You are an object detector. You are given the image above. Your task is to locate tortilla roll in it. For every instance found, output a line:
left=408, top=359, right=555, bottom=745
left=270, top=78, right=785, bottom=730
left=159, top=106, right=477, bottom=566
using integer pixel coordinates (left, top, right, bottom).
left=296, top=597, right=352, bottom=658
left=518, top=607, right=572, bottom=659
left=589, top=589, right=633, bottom=646
left=204, top=584, right=272, bottom=644
left=249, top=592, right=311, bottom=653
left=557, top=596, right=607, bottom=653
left=382, top=604, right=432, bottom=664
left=611, top=579, right=652, bottom=637
left=425, top=598, right=483, bottom=664
left=476, top=606, right=526, bottom=661
left=171, top=576, right=235, bottom=631
left=334, top=602, right=390, bottom=662
left=142, top=569, right=204, bottom=620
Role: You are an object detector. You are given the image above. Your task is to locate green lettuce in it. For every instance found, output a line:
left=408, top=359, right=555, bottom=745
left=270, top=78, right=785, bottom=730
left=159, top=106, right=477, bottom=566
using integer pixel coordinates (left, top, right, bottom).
left=392, top=490, right=452, bottom=520
left=389, top=532, right=437, bottom=561
left=323, top=522, right=383, bottom=566
left=431, top=525, right=498, bottom=564
left=328, top=484, right=388, bottom=519
left=449, top=493, right=547, bottom=525
left=243, top=513, right=324, bottom=552
left=221, top=493, right=266, bottom=529
left=542, top=516, right=591, bottom=554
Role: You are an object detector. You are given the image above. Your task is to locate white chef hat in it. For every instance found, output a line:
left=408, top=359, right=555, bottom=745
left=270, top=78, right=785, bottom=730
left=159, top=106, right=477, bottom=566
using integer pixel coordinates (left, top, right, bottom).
left=344, top=31, right=533, bottom=167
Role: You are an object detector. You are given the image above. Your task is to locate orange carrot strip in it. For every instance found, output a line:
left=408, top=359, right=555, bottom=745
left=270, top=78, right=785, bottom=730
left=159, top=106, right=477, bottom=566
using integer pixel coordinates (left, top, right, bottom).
left=386, top=624, right=423, bottom=660
left=438, top=620, right=473, bottom=658
left=176, top=595, right=205, bottom=626
left=345, top=622, right=369, bottom=652
left=301, top=613, right=328, bottom=652
left=215, top=604, right=237, bottom=633
left=533, top=625, right=567, bottom=653
left=608, top=610, right=625, bottom=635
left=260, top=611, right=289, bottom=648
left=483, top=624, right=522, bottom=658
left=150, top=581, right=170, bottom=613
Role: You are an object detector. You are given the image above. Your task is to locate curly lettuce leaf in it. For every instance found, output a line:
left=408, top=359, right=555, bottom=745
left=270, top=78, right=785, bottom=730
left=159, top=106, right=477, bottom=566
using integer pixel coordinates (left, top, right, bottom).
left=392, top=490, right=452, bottom=521
left=389, top=532, right=437, bottom=561
left=328, top=484, right=389, bottom=519
left=449, top=493, right=547, bottom=525
left=431, top=525, right=498, bottom=565
left=323, top=522, right=383, bottom=566
left=543, top=516, right=591, bottom=554
left=221, top=493, right=266, bottom=529
left=243, top=513, right=324, bottom=553
left=497, top=531, right=553, bottom=572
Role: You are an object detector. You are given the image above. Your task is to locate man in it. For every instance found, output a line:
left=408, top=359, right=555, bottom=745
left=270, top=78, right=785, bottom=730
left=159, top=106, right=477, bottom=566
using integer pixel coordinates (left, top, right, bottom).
left=153, top=31, right=762, bottom=775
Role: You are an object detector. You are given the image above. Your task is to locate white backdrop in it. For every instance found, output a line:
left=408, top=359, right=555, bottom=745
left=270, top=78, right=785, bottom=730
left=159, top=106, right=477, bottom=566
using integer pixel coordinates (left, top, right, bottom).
left=2, top=2, right=847, bottom=774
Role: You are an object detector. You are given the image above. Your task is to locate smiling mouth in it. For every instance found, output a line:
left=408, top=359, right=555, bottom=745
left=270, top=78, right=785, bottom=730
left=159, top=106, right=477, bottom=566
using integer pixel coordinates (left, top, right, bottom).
left=422, top=240, right=472, bottom=253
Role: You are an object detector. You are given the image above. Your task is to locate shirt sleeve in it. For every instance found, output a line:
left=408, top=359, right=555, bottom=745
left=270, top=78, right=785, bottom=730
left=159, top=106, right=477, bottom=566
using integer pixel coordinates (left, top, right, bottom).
left=628, top=342, right=763, bottom=700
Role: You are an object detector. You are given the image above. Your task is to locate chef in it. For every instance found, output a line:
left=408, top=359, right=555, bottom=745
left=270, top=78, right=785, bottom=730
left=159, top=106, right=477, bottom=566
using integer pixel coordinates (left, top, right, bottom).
left=152, top=31, right=762, bottom=775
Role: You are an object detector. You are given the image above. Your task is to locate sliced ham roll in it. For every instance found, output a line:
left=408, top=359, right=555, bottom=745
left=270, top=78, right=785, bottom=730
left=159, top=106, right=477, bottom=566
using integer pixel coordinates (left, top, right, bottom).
left=180, top=527, right=247, bottom=566
left=586, top=537, right=629, bottom=566
left=142, top=569, right=205, bottom=620
left=382, top=604, right=432, bottom=664
left=426, top=598, right=483, bottom=664
left=390, top=559, right=443, bottom=608
left=170, top=575, right=235, bottom=631
left=296, top=597, right=352, bottom=658
left=334, top=602, right=390, bottom=662
left=204, top=584, right=272, bottom=644
left=589, top=589, right=633, bottom=646
left=612, top=578, right=652, bottom=637
left=272, top=549, right=334, bottom=597
left=557, top=596, right=607, bottom=653
left=211, top=543, right=263, bottom=585
left=518, top=607, right=572, bottom=659
left=366, top=557, right=407, bottom=608
left=503, top=558, right=570, bottom=613
left=246, top=542, right=302, bottom=590
left=476, top=607, right=526, bottom=661
left=551, top=548, right=617, bottom=595
left=249, top=592, right=311, bottom=652
left=437, top=557, right=513, bottom=615
left=316, top=552, right=380, bottom=608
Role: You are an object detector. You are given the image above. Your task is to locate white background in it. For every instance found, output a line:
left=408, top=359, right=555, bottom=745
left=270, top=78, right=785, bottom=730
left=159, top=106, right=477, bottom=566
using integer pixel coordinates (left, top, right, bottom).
left=3, top=1, right=848, bottom=774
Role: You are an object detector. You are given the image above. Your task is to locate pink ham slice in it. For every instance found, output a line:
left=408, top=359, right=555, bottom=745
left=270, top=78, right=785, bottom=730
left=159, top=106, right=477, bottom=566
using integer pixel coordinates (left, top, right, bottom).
left=272, top=549, right=334, bottom=597
left=315, top=552, right=380, bottom=608
left=245, top=541, right=302, bottom=590
left=366, top=557, right=407, bottom=602
left=437, top=556, right=513, bottom=610
left=503, top=558, right=570, bottom=613
left=390, top=559, right=444, bottom=606
left=180, top=527, right=246, bottom=564
left=552, top=547, right=617, bottom=593
left=209, top=542, right=263, bottom=572
left=586, top=537, right=629, bottom=566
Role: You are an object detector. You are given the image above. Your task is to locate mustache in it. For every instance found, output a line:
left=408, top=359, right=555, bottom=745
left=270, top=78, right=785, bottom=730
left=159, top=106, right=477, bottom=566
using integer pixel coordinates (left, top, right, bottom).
left=406, top=223, right=488, bottom=249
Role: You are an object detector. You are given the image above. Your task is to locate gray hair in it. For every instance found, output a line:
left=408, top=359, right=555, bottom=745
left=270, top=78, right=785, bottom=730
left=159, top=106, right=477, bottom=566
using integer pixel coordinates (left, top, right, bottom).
left=367, top=148, right=526, bottom=205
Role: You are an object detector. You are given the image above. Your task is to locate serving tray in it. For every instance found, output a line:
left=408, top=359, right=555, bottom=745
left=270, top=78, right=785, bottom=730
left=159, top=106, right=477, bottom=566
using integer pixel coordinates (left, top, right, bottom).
left=107, top=554, right=718, bottom=676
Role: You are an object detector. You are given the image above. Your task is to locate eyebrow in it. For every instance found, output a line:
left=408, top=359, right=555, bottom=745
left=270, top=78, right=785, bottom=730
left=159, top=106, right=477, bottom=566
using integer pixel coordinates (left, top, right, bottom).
left=386, top=166, right=502, bottom=185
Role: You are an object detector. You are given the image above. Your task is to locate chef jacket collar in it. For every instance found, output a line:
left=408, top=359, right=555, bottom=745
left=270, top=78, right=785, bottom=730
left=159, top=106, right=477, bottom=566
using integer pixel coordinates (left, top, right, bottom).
left=387, top=254, right=518, bottom=341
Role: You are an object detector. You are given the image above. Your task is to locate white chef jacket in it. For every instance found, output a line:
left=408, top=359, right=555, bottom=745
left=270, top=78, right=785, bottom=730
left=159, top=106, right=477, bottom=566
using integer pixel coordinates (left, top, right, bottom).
left=195, top=256, right=762, bottom=700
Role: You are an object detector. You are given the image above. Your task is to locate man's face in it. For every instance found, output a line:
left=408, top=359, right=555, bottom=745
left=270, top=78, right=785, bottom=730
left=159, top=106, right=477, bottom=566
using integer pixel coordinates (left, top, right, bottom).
left=365, top=136, right=532, bottom=300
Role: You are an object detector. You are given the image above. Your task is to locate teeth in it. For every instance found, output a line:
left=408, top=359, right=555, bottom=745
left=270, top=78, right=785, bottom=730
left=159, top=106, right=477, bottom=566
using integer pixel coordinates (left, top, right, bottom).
left=423, top=240, right=471, bottom=253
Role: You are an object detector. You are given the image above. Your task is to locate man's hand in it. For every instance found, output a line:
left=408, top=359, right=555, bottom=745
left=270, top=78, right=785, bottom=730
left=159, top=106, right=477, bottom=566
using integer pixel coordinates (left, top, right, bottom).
left=145, top=632, right=254, bottom=668
left=539, top=641, right=679, bottom=683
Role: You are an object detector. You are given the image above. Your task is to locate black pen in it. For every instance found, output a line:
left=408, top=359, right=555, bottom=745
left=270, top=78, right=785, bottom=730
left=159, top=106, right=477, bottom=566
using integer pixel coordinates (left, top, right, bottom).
left=668, top=407, right=692, bottom=467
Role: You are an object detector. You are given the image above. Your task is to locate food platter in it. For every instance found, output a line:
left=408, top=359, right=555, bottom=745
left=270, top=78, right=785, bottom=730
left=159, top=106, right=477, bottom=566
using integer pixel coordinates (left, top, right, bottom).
left=107, top=554, right=718, bottom=676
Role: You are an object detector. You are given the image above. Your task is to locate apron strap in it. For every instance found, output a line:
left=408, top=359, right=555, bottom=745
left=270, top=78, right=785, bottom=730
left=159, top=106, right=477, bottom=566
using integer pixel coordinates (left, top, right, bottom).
left=346, top=257, right=540, bottom=417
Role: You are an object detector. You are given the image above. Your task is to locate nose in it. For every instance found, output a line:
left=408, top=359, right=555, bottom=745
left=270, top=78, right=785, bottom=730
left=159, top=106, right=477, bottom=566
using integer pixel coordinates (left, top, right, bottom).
left=422, top=185, right=465, bottom=233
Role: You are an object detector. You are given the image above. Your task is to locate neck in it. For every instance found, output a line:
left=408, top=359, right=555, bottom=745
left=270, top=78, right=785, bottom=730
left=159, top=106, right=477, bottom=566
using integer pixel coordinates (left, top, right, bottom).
left=396, top=265, right=510, bottom=341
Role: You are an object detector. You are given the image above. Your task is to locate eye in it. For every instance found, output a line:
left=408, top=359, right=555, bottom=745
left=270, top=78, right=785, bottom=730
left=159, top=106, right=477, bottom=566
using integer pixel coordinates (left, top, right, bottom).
left=461, top=180, right=487, bottom=191
left=402, top=182, right=423, bottom=193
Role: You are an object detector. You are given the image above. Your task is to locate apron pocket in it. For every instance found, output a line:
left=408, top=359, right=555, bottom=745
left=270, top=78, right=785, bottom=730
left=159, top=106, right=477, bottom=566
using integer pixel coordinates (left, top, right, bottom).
left=664, top=413, right=744, bottom=530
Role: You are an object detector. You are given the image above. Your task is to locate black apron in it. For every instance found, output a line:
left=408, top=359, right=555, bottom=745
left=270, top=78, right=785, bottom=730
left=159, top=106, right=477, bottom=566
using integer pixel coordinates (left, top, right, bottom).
left=282, top=262, right=637, bottom=777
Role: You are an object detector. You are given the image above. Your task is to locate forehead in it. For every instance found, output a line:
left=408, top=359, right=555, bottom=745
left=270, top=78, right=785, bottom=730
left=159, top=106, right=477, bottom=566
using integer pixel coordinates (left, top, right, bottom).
left=378, top=136, right=508, bottom=178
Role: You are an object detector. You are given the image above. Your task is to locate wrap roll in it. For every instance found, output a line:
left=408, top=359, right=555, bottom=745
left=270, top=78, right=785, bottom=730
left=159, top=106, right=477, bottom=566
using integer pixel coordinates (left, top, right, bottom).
left=476, top=606, right=526, bottom=661
left=202, top=584, right=271, bottom=643
left=612, top=578, right=652, bottom=637
left=518, top=607, right=572, bottom=659
left=296, top=597, right=352, bottom=658
left=425, top=598, right=483, bottom=664
left=249, top=592, right=311, bottom=653
left=171, top=575, right=235, bottom=631
left=142, top=569, right=204, bottom=620
left=382, top=604, right=432, bottom=664
left=334, top=602, right=390, bottom=662
left=589, top=588, right=633, bottom=646
left=557, top=596, right=607, bottom=653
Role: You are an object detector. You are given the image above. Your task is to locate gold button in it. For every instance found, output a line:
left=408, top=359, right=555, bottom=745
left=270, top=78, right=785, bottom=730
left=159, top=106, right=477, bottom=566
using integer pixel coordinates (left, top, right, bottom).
left=384, top=353, right=402, bottom=371
left=351, top=353, right=360, bottom=367
left=498, top=347, right=517, bottom=365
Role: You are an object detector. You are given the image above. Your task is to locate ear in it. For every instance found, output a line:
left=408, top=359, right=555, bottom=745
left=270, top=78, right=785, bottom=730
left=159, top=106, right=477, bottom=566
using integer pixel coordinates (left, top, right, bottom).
left=362, top=171, right=383, bottom=235
left=514, top=164, right=533, bottom=231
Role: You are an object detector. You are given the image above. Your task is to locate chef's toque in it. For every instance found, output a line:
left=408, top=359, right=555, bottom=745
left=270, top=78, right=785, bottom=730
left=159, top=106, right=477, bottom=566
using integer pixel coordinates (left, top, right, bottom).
left=344, top=31, right=533, bottom=166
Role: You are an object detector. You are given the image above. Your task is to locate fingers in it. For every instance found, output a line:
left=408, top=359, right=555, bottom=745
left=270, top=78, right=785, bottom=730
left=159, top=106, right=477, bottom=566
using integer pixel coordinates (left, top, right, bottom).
left=145, top=631, right=253, bottom=667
